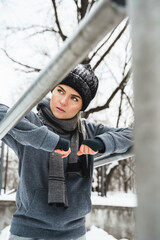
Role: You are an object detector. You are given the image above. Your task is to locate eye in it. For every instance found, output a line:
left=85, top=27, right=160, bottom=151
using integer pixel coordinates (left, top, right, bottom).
left=57, top=89, right=64, bottom=94
left=71, top=96, right=78, bottom=102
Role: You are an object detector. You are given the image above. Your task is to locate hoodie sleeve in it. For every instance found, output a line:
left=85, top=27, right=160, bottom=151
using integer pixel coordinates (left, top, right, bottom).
left=82, top=119, right=133, bottom=156
left=0, top=104, right=59, bottom=152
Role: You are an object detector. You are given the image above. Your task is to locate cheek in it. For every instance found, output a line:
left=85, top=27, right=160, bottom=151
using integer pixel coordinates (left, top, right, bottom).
left=51, top=91, right=58, bottom=102
left=50, top=92, right=58, bottom=109
left=51, top=94, right=55, bottom=102
left=70, top=103, right=82, bottom=113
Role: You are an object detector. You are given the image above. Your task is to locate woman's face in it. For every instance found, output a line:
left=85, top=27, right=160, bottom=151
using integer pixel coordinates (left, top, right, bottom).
left=50, top=84, right=82, bottom=119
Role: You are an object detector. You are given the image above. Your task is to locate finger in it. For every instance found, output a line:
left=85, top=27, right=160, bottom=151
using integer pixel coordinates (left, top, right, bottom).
left=77, top=144, right=86, bottom=156
left=57, top=148, right=70, bottom=154
left=80, top=144, right=86, bottom=153
left=89, top=149, right=99, bottom=155
left=54, top=149, right=63, bottom=154
left=86, top=146, right=96, bottom=155
left=78, top=144, right=96, bottom=155
left=77, top=150, right=83, bottom=156
left=80, top=144, right=91, bottom=155
left=61, top=148, right=71, bottom=158
left=78, top=145, right=99, bottom=155
left=77, top=145, right=93, bottom=156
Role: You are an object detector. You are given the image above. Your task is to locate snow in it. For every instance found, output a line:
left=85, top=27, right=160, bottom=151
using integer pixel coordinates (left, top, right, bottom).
left=0, top=225, right=128, bottom=240
left=0, top=190, right=16, bottom=202
left=106, top=161, right=119, bottom=175
left=0, top=226, right=10, bottom=240
left=86, top=226, right=118, bottom=240
left=91, top=191, right=137, bottom=207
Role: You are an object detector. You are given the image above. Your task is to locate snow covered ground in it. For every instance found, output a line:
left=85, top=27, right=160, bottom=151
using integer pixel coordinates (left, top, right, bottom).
left=0, top=226, right=10, bottom=240
left=0, top=190, right=16, bottom=201
left=91, top=191, right=137, bottom=207
left=86, top=225, right=128, bottom=240
left=0, top=225, right=128, bottom=240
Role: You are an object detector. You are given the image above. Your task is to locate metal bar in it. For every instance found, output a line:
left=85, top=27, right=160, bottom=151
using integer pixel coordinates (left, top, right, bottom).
left=101, top=166, right=105, bottom=196
left=97, top=168, right=101, bottom=196
left=0, top=0, right=125, bottom=140
left=130, top=0, right=160, bottom=239
left=4, top=146, right=9, bottom=193
left=94, top=148, right=134, bottom=168
left=0, top=142, right=5, bottom=194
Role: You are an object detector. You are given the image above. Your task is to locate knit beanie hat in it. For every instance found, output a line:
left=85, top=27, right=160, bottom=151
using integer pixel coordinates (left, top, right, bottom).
left=60, top=64, right=99, bottom=111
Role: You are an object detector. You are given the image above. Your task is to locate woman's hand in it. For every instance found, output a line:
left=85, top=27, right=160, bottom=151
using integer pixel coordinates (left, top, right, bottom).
left=77, top=144, right=98, bottom=156
left=54, top=148, right=71, bottom=158
left=54, top=137, right=71, bottom=158
left=77, top=138, right=105, bottom=156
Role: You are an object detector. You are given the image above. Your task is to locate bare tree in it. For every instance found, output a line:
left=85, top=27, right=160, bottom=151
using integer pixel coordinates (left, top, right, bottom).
left=2, top=4, right=133, bottom=120
left=1, top=0, right=134, bottom=196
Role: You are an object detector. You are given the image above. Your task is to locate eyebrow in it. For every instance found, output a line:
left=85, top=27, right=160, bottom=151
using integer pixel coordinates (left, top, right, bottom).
left=58, top=85, right=81, bottom=99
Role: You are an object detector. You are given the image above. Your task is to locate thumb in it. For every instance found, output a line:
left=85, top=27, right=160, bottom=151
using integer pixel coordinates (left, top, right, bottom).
left=77, top=150, right=83, bottom=156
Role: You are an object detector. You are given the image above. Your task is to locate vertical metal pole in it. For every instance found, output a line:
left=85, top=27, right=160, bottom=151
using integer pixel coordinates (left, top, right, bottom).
left=98, top=168, right=100, bottom=196
left=0, top=142, right=4, bottom=194
left=101, top=166, right=105, bottom=197
left=4, top=146, right=9, bottom=193
left=129, top=0, right=160, bottom=239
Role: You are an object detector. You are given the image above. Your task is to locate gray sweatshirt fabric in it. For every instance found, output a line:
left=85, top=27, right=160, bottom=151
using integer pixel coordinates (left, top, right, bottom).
left=0, top=103, right=133, bottom=240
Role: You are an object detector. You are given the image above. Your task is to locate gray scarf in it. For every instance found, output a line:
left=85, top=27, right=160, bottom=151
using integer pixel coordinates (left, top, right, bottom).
left=37, top=98, right=86, bottom=208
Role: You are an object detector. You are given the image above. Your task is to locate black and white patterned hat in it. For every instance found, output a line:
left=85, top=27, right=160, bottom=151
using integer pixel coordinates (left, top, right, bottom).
left=60, top=64, right=99, bottom=111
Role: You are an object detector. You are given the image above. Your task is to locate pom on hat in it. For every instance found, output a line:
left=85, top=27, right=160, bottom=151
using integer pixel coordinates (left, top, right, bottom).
left=60, top=64, right=99, bottom=110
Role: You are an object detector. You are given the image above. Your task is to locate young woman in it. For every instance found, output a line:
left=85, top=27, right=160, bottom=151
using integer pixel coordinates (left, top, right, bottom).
left=0, top=64, right=133, bottom=240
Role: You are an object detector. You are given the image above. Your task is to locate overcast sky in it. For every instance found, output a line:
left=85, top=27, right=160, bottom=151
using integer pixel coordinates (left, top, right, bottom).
left=0, top=0, right=47, bottom=105
left=0, top=0, right=78, bottom=106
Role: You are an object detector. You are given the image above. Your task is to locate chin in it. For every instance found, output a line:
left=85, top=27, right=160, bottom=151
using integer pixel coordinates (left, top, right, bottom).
left=54, top=112, right=68, bottom=119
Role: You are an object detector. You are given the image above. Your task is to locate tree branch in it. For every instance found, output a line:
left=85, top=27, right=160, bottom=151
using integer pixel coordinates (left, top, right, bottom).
left=14, top=68, right=39, bottom=73
left=124, top=91, right=134, bottom=111
left=1, top=48, right=41, bottom=72
left=93, top=18, right=129, bottom=70
left=6, top=25, right=59, bottom=33
left=51, top=0, right=67, bottom=41
left=104, top=60, right=134, bottom=113
left=116, top=88, right=124, bottom=127
left=90, top=23, right=119, bottom=61
left=82, top=68, right=132, bottom=118
left=25, top=29, right=59, bottom=38
left=88, top=0, right=97, bottom=11
left=116, top=40, right=132, bottom=127
left=80, top=0, right=89, bottom=19
left=74, top=0, right=80, bottom=23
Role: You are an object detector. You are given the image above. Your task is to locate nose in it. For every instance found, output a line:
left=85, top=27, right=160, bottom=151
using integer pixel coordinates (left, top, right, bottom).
left=60, top=96, right=68, bottom=106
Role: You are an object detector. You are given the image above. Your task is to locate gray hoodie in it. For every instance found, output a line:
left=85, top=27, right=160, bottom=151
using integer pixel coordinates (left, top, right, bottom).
left=0, top=103, right=133, bottom=240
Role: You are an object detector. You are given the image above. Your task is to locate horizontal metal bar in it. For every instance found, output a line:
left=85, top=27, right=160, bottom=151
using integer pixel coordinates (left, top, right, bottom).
left=0, top=0, right=125, bottom=140
left=94, top=148, right=134, bottom=168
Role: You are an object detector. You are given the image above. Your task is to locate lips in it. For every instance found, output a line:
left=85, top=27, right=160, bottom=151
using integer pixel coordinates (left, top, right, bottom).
left=56, top=107, right=65, bottom=113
